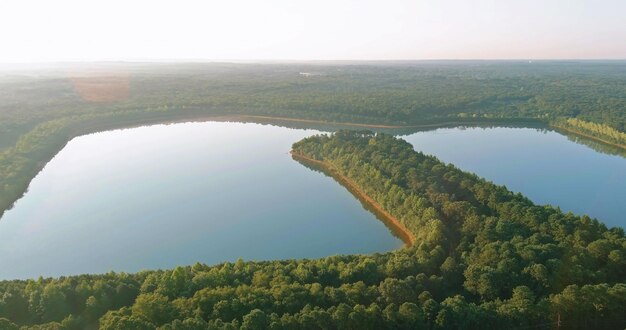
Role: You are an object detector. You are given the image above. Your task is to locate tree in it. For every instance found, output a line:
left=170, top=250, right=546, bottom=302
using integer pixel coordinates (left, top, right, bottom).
left=132, top=293, right=178, bottom=326
left=39, top=284, right=70, bottom=322
left=0, top=318, right=18, bottom=330
left=241, top=309, right=268, bottom=330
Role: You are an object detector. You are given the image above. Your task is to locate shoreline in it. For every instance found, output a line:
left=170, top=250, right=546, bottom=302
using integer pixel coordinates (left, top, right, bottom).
left=0, top=113, right=552, bottom=221
left=159, top=114, right=624, bottom=153
left=234, top=115, right=405, bottom=128
left=65, top=112, right=623, bottom=152
left=290, top=151, right=416, bottom=247
left=550, top=124, right=626, bottom=151
left=235, top=115, right=545, bottom=130
left=2, top=112, right=622, bottom=220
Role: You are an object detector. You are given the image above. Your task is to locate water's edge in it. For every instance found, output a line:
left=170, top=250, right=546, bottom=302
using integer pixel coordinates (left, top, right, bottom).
left=291, top=151, right=416, bottom=246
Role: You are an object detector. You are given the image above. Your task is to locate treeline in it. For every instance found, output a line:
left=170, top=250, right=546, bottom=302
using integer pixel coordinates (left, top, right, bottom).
left=2, top=61, right=626, bottom=149
left=2, top=61, right=625, bottom=217
left=0, top=131, right=623, bottom=329
left=0, top=108, right=208, bottom=218
left=553, top=117, right=626, bottom=147
left=0, top=119, right=72, bottom=215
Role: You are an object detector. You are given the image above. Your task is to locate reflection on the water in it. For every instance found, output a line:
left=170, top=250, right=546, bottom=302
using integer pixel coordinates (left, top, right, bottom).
left=558, top=130, right=626, bottom=158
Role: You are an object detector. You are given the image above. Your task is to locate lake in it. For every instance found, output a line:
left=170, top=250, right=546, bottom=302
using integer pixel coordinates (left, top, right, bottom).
left=403, top=126, right=625, bottom=229
left=0, top=122, right=623, bottom=280
left=0, top=122, right=403, bottom=280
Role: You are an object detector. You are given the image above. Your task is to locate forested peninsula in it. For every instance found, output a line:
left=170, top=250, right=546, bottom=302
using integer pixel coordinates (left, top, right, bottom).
left=0, top=131, right=623, bottom=329
left=1, top=62, right=626, bottom=219
left=290, top=151, right=416, bottom=246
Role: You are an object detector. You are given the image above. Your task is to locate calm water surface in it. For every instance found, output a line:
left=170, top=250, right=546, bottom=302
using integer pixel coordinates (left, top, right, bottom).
left=403, top=127, right=625, bottom=228
left=0, top=122, right=402, bottom=280
left=1, top=123, right=623, bottom=280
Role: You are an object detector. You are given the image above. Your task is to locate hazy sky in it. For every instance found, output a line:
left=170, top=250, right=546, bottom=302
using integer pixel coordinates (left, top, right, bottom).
left=1, top=0, right=625, bottom=62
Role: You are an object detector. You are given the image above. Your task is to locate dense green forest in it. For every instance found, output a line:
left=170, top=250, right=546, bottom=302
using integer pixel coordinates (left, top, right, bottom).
left=0, top=62, right=625, bottom=328
left=2, top=62, right=625, bottom=148
left=552, top=118, right=626, bottom=147
left=0, top=131, right=623, bottom=329
left=1, top=61, right=625, bottom=219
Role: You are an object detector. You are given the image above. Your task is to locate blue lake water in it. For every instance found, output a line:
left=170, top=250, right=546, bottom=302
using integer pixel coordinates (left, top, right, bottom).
left=403, top=126, right=625, bottom=229
left=0, top=122, right=623, bottom=280
left=0, top=122, right=402, bottom=280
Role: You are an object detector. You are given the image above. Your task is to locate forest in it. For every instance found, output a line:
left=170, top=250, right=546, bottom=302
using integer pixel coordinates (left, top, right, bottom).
left=2, top=62, right=626, bottom=144
left=552, top=118, right=626, bottom=147
left=1, top=61, right=626, bottom=219
left=0, top=131, right=623, bottom=329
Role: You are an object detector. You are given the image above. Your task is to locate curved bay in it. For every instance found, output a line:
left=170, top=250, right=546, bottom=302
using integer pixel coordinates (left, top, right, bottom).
left=402, top=126, right=625, bottom=229
left=0, top=122, right=623, bottom=280
left=0, top=122, right=403, bottom=280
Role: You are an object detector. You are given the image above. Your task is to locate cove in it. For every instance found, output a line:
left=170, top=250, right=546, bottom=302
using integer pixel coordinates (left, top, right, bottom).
left=403, top=126, right=625, bottom=229
left=1, top=122, right=624, bottom=280
left=0, top=122, right=403, bottom=280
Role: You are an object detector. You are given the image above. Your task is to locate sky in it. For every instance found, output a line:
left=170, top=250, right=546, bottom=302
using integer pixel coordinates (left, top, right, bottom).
left=0, top=0, right=625, bottom=62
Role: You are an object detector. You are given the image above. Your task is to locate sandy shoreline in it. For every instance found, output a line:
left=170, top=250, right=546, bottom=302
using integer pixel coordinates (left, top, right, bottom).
left=290, top=151, right=416, bottom=247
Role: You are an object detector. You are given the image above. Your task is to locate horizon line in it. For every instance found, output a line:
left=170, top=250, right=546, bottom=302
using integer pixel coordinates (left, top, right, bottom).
left=1, top=58, right=626, bottom=65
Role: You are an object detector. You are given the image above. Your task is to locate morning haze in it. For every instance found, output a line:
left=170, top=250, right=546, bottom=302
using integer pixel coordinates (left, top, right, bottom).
left=0, top=1, right=624, bottom=329
left=0, top=0, right=625, bottom=62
